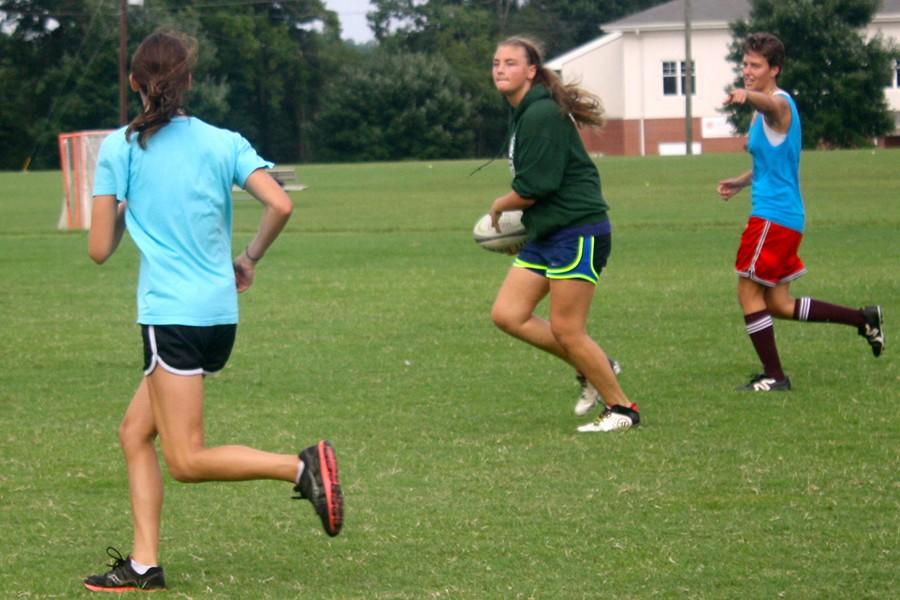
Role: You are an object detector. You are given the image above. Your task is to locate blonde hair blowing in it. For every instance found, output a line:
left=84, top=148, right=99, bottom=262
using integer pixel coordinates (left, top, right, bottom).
left=499, top=36, right=605, bottom=128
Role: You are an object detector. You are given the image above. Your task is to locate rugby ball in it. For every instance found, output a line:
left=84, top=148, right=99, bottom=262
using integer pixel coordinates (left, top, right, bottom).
left=473, top=210, right=527, bottom=253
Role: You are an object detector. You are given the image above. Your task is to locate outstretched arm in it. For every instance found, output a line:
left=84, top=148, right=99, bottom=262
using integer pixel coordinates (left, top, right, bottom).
left=724, top=88, right=791, bottom=133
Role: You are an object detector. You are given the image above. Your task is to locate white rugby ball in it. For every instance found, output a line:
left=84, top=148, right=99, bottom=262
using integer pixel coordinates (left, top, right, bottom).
left=472, top=210, right=527, bottom=252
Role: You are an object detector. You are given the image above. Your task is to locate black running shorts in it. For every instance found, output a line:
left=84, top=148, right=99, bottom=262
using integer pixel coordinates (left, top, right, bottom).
left=141, top=324, right=236, bottom=376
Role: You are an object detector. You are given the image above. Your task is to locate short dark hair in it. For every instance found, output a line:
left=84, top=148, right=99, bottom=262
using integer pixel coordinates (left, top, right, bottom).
left=743, top=32, right=785, bottom=71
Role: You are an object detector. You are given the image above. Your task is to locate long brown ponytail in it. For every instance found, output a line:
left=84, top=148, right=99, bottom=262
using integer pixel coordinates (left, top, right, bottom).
left=498, top=36, right=605, bottom=129
left=126, top=30, right=197, bottom=148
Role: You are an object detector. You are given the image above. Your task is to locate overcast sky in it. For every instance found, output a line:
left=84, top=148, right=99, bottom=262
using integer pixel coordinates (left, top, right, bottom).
left=323, top=0, right=375, bottom=43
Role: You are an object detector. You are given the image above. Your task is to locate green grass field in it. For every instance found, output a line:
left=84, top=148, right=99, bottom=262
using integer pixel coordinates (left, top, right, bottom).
left=0, top=150, right=897, bottom=598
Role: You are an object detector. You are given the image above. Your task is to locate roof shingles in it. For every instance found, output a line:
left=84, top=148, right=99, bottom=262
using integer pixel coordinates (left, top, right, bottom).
left=604, top=0, right=900, bottom=30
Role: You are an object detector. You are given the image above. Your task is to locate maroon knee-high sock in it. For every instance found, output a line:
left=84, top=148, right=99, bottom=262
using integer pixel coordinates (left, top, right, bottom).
left=793, top=297, right=864, bottom=327
left=744, top=310, right=785, bottom=380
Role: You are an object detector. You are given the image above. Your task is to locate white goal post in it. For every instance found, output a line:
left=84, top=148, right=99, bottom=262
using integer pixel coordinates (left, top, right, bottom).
left=57, top=130, right=114, bottom=230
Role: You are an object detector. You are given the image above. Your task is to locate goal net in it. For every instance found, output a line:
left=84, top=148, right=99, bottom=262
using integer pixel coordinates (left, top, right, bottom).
left=58, top=130, right=115, bottom=230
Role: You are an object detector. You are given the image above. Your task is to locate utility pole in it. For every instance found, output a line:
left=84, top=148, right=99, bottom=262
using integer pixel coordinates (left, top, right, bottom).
left=684, top=0, right=693, bottom=155
left=118, top=0, right=128, bottom=125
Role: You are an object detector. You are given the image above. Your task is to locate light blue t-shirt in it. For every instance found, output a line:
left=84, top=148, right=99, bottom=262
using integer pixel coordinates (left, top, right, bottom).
left=93, top=117, right=272, bottom=325
left=747, top=90, right=805, bottom=232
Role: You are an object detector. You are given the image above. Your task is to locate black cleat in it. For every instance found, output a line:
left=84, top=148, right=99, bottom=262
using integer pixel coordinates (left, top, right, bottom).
left=737, top=373, right=792, bottom=392
left=858, top=305, right=884, bottom=357
left=83, top=547, right=166, bottom=593
left=294, top=440, right=343, bottom=536
left=577, top=403, right=640, bottom=432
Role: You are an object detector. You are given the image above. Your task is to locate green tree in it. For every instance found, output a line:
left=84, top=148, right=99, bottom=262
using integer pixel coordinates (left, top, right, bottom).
left=0, top=26, right=45, bottom=169
left=0, top=0, right=119, bottom=169
left=726, top=0, right=898, bottom=148
left=366, top=0, right=669, bottom=157
left=159, top=0, right=342, bottom=162
left=508, top=0, right=668, bottom=58
left=0, top=0, right=344, bottom=169
left=313, top=51, right=474, bottom=161
left=368, top=0, right=506, bottom=156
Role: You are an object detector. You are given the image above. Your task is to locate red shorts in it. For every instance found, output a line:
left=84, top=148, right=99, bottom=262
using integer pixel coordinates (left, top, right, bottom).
left=735, top=217, right=806, bottom=287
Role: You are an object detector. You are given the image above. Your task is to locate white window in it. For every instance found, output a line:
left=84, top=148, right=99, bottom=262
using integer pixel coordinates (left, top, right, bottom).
left=662, top=60, right=696, bottom=96
left=663, top=61, right=678, bottom=95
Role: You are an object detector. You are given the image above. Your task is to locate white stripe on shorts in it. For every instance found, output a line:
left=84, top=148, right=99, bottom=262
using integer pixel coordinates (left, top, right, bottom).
left=144, top=325, right=204, bottom=377
left=748, top=219, right=771, bottom=276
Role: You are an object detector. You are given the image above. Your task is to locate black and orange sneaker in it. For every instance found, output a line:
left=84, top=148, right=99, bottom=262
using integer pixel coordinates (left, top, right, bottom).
left=83, top=547, right=166, bottom=593
left=294, top=440, right=343, bottom=537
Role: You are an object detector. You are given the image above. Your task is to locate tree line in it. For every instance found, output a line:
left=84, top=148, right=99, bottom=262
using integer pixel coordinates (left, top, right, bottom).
left=1, top=0, right=896, bottom=170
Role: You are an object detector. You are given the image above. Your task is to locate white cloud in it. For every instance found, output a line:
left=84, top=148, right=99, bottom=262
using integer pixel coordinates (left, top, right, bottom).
left=322, top=0, right=374, bottom=43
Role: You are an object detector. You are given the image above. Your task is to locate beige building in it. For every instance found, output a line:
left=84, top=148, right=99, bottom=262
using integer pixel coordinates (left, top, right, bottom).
left=546, top=0, right=900, bottom=156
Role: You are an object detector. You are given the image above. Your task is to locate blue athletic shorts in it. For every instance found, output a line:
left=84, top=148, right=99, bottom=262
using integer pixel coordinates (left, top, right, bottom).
left=513, top=222, right=612, bottom=285
left=141, top=324, right=236, bottom=376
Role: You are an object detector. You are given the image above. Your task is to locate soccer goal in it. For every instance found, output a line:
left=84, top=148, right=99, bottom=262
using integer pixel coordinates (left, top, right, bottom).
left=57, top=130, right=115, bottom=230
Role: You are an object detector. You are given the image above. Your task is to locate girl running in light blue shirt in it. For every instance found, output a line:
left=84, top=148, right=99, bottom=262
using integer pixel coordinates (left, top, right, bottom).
left=83, top=30, right=343, bottom=594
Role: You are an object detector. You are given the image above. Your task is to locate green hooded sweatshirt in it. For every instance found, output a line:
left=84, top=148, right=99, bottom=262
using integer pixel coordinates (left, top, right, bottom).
left=508, top=84, right=609, bottom=241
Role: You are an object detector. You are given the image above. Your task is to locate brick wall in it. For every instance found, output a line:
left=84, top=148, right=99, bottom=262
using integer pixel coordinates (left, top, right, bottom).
left=580, top=118, right=746, bottom=156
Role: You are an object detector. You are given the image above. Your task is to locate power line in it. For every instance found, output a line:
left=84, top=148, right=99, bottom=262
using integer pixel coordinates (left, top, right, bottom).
left=22, top=0, right=116, bottom=171
left=2, top=0, right=364, bottom=17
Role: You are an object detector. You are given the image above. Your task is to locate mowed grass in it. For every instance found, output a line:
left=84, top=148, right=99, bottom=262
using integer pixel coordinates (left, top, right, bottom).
left=0, top=149, right=897, bottom=599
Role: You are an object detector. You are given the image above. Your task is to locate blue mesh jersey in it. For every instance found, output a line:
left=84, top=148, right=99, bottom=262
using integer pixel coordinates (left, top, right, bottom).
left=747, top=90, right=805, bottom=233
left=93, top=117, right=272, bottom=326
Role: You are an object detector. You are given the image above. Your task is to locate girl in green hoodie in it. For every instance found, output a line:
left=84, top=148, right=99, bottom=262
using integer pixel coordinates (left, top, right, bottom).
left=488, top=37, right=640, bottom=433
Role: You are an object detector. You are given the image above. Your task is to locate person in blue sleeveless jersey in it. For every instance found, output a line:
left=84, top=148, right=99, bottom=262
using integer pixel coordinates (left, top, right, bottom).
left=83, top=30, right=342, bottom=593
left=717, top=32, right=884, bottom=392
